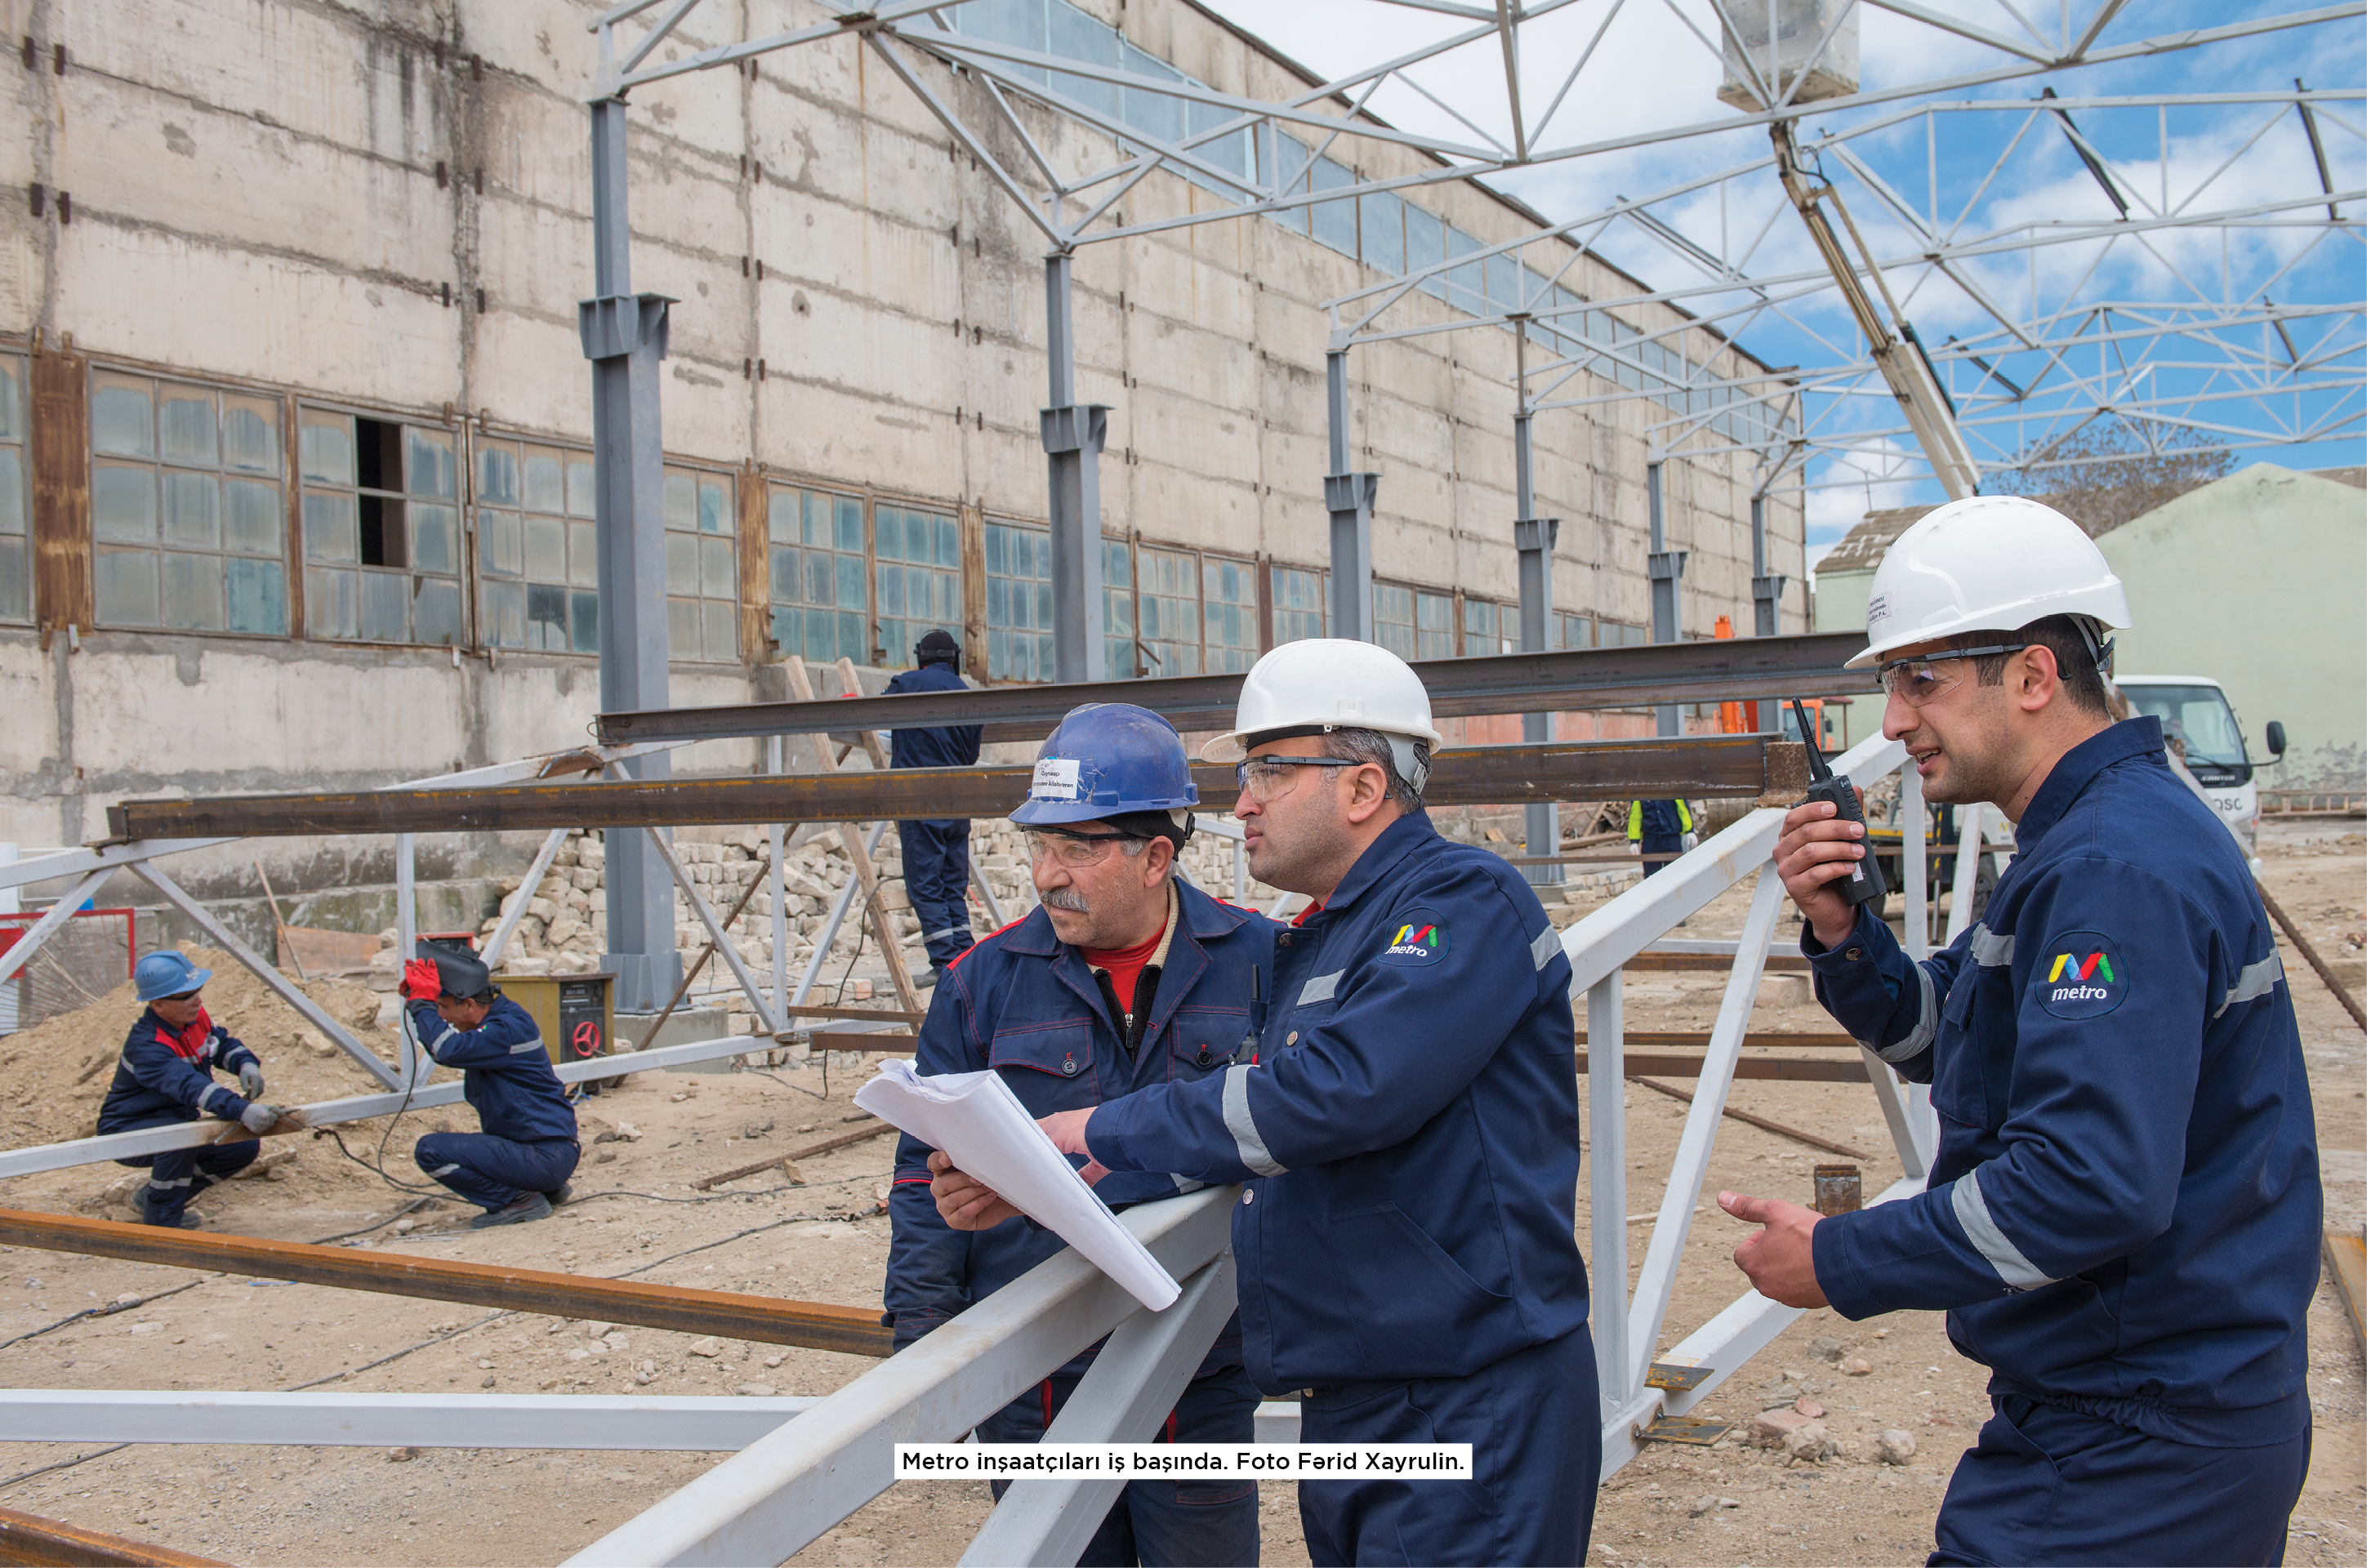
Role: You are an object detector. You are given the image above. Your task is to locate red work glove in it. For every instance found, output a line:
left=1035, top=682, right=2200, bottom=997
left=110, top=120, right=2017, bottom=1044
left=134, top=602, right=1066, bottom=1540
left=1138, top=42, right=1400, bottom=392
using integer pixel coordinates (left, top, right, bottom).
left=400, top=958, right=444, bottom=1002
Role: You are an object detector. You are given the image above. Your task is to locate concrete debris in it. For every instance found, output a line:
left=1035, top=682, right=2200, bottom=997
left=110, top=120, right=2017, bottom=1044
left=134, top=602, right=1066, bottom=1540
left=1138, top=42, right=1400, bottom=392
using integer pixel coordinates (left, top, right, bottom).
left=1749, top=1409, right=1816, bottom=1447
left=1688, top=1495, right=1742, bottom=1517
left=1809, top=1335, right=1843, bottom=1362
left=386, top=1446, right=419, bottom=1462
left=744, top=1120, right=774, bottom=1139
left=734, top=1382, right=778, bottom=1397
left=1876, top=1429, right=1919, bottom=1465
left=1840, top=1356, right=1874, bottom=1376
left=687, top=1338, right=723, bottom=1358
left=1792, top=1396, right=1825, bottom=1419
left=1781, top=1421, right=1842, bottom=1465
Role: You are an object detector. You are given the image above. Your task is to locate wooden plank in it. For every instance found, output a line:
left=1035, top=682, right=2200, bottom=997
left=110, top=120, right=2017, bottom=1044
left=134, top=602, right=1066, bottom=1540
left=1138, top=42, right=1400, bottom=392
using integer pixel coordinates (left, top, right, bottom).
left=787, top=657, right=919, bottom=1014
left=1577, top=1031, right=1861, bottom=1049
left=28, top=341, right=91, bottom=634
left=1620, top=951, right=1813, bottom=974
left=0, top=1505, right=228, bottom=1568
left=2326, top=1230, right=2367, bottom=1367
left=1575, top=1052, right=1868, bottom=1084
left=0, top=1209, right=894, bottom=1359
left=1630, top=1076, right=1872, bottom=1158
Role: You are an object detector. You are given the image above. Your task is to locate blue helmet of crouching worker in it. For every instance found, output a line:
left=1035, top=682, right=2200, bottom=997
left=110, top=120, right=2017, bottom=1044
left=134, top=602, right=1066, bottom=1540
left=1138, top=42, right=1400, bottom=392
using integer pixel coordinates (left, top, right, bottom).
left=1010, top=703, right=1198, bottom=835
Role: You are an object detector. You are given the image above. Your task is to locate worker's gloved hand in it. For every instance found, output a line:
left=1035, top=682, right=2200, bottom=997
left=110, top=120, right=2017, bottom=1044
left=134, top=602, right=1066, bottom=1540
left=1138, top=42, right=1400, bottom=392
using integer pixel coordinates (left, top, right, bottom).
left=401, top=959, right=444, bottom=1002
left=238, top=1063, right=265, bottom=1099
left=1681, top=832, right=1699, bottom=853
left=239, top=1102, right=283, bottom=1134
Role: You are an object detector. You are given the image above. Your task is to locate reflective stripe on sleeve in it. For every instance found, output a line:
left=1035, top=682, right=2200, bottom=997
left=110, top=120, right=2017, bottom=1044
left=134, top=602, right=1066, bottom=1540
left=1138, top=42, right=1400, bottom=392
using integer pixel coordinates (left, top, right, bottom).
left=1221, top=1063, right=1287, bottom=1178
left=1968, top=924, right=2013, bottom=968
left=1297, top=971, right=1342, bottom=1006
left=1530, top=927, right=1561, bottom=971
left=196, top=1084, right=228, bottom=1115
left=1950, top=1168, right=2055, bottom=1291
left=421, top=1018, right=457, bottom=1062
left=508, top=1037, right=548, bottom=1055
left=1871, top=965, right=1939, bottom=1065
left=2214, top=955, right=2285, bottom=1018
left=1169, top=1174, right=1206, bottom=1195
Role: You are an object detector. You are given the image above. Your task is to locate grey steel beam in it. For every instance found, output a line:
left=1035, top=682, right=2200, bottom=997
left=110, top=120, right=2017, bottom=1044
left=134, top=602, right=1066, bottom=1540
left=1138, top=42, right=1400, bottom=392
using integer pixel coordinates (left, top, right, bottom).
left=1043, top=254, right=1108, bottom=683
left=105, top=737, right=1810, bottom=844
left=1513, top=375, right=1562, bottom=887
left=593, top=632, right=1874, bottom=746
left=1750, top=493, right=1789, bottom=734
left=582, top=95, right=681, bottom=1013
left=1326, top=348, right=1380, bottom=642
left=1646, top=461, right=1688, bottom=740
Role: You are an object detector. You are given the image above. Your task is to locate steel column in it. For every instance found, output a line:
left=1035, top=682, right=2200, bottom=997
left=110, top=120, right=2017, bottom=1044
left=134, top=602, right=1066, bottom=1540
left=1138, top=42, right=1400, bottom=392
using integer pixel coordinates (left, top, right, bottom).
left=1646, top=461, right=1688, bottom=740
left=1325, top=348, right=1379, bottom=642
left=768, top=738, right=789, bottom=1022
left=1514, top=393, right=1562, bottom=887
left=1586, top=972, right=1629, bottom=1414
left=1750, top=492, right=1788, bottom=733
left=583, top=94, right=680, bottom=1013
left=1041, top=253, right=1108, bottom=684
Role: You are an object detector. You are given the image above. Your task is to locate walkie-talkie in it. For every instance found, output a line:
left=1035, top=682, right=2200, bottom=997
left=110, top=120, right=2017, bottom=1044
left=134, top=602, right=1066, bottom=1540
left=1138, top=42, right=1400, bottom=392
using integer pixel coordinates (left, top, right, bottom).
left=1791, top=700, right=1887, bottom=907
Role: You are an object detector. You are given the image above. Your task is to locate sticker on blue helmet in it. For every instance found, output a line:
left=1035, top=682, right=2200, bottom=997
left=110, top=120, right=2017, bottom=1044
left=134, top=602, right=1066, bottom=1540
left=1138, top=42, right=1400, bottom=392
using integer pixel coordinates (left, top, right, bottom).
left=1032, top=757, right=1081, bottom=801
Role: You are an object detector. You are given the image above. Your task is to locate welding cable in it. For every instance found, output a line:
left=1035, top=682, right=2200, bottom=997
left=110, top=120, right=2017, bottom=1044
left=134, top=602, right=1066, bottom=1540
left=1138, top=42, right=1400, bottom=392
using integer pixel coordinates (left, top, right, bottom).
left=0, top=1277, right=209, bottom=1355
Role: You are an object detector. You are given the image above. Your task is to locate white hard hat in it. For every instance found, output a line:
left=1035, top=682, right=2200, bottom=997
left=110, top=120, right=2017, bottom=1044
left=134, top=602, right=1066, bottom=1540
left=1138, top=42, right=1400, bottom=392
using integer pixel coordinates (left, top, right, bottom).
left=1851, top=495, right=2131, bottom=669
left=1201, top=639, right=1445, bottom=778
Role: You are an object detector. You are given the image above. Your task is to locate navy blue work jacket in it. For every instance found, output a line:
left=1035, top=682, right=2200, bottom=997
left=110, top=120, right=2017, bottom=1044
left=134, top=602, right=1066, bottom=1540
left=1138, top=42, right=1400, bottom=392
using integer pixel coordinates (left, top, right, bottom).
left=97, top=1011, right=262, bottom=1134
left=885, top=877, right=1275, bottom=1373
left=883, top=662, right=981, bottom=772
left=1090, top=810, right=1590, bottom=1392
left=407, top=996, right=579, bottom=1145
left=1807, top=717, right=2319, bottom=1446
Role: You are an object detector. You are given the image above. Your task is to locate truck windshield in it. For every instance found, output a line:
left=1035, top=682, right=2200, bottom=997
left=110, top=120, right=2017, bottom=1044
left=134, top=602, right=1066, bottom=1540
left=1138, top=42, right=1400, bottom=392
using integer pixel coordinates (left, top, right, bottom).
left=2124, top=685, right=2249, bottom=768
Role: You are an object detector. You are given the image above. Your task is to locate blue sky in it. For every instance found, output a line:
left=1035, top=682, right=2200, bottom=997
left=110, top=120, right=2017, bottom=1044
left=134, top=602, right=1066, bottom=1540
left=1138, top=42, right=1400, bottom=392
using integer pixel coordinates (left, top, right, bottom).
left=1191, top=0, right=2366, bottom=569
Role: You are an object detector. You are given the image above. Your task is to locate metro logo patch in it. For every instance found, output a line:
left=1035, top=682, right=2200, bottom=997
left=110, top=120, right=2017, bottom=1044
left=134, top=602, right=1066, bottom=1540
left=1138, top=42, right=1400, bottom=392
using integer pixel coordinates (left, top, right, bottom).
left=1382, top=909, right=1449, bottom=964
left=2034, top=929, right=2127, bottom=1018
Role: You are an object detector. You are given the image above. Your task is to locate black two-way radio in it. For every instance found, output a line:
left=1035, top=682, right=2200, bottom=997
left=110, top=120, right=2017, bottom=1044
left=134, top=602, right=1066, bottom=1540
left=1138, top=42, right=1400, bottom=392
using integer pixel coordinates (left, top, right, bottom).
left=1790, top=699, right=1887, bottom=909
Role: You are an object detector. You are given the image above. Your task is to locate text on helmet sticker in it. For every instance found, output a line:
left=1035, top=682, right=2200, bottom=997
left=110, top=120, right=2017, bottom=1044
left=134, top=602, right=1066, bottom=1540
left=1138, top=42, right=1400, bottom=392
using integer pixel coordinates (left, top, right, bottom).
left=1866, top=591, right=1891, bottom=631
left=2033, top=929, right=2127, bottom=1019
left=1031, top=757, right=1082, bottom=801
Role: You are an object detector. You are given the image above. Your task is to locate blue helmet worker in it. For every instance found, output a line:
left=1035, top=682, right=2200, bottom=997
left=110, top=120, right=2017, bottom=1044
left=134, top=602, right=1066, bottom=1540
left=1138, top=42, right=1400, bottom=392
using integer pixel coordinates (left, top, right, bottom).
left=883, top=628, right=985, bottom=985
left=400, top=942, right=579, bottom=1229
left=886, top=702, right=1269, bottom=1567
left=1730, top=497, right=2320, bottom=1566
left=98, top=950, right=286, bottom=1227
left=933, top=645, right=1597, bottom=1568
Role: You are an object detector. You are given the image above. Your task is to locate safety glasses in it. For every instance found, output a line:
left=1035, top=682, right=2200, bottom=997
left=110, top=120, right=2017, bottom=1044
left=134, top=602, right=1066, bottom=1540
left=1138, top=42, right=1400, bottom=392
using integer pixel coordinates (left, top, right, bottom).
left=1876, top=643, right=2027, bottom=706
left=1021, top=826, right=1149, bottom=869
left=1233, top=755, right=1362, bottom=803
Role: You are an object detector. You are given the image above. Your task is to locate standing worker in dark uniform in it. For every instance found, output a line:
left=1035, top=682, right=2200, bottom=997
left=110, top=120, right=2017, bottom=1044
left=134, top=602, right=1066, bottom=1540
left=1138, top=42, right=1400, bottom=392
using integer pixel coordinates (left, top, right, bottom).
left=99, top=951, right=288, bottom=1228
left=1723, top=497, right=2320, bottom=1566
left=400, top=943, right=580, bottom=1230
left=888, top=702, right=1268, bottom=1567
left=933, top=641, right=1598, bottom=1568
left=884, top=629, right=983, bottom=986
left=1626, top=795, right=1695, bottom=876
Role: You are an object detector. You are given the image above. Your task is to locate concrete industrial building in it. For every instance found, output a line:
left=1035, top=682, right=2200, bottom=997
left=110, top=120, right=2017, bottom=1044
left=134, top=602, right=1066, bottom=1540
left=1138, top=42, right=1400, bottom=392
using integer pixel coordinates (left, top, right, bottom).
left=0, top=0, right=1801, bottom=934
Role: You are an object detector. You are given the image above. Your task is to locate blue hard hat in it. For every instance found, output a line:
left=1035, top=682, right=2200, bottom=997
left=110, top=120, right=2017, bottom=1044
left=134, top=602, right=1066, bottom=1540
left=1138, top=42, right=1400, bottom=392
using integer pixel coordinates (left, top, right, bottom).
left=135, top=951, right=212, bottom=1003
left=1010, top=703, right=1198, bottom=826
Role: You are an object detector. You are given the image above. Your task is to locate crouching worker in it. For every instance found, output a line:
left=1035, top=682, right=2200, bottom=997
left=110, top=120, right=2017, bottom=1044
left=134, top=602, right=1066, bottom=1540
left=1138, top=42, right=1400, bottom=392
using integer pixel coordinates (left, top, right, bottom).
left=400, top=943, right=578, bottom=1229
left=100, top=951, right=287, bottom=1228
left=888, top=702, right=1269, bottom=1568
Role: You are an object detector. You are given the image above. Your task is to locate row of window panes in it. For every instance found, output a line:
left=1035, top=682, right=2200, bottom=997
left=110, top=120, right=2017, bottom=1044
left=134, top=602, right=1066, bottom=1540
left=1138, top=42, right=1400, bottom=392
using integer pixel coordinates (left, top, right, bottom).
left=478, top=439, right=600, bottom=654
left=0, top=356, right=22, bottom=622
left=665, top=467, right=738, bottom=663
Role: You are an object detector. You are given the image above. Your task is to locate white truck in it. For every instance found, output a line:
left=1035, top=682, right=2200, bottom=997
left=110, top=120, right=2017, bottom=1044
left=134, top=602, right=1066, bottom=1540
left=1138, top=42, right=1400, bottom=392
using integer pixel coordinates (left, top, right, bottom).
left=2115, top=675, right=2287, bottom=862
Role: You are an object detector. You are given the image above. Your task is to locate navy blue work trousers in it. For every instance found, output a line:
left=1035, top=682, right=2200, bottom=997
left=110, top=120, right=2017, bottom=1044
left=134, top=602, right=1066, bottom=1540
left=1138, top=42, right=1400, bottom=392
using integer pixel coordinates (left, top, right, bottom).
left=899, top=817, right=976, bottom=972
left=1298, top=1325, right=1598, bottom=1568
left=978, top=1363, right=1262, bottom=1567
left=116, top=1135, right=257, bottom=1224
left=413, top=1131, right=578, bottom=1213
left=1639, top=834, right=1683, bottom=878
left=1931, top=1392, right=2310, bottom=1566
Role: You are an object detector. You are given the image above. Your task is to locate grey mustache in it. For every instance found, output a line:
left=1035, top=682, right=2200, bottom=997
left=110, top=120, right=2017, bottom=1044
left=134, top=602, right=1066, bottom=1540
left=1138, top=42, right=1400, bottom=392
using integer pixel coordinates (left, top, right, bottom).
left=1043, top=888, right=1090, bottom=912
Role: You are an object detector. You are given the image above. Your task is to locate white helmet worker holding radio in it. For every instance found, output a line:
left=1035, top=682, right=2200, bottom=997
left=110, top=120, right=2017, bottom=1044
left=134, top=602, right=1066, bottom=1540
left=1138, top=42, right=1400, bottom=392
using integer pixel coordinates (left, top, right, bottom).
left=943, top=635, right=1602, bottom=1566
left=1725, top=496, right=2319, bottom=1566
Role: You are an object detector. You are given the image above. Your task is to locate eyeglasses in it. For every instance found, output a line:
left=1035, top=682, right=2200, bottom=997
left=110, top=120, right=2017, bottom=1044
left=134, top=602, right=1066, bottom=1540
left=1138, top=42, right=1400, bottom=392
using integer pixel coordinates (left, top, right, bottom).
left=1233, top=755, right=1360, bottom=803
left=1022, top=826, right=1148, bottom=868
left=164, top=989, right=203, bottom=1003
left=1876, top=644, right=2027, bottom=706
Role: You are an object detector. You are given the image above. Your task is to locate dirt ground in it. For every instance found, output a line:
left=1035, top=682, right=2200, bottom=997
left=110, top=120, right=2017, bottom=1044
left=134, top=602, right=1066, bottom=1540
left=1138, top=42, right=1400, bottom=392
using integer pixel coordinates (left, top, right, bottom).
left=0, top=824, right=2360, bottom=1566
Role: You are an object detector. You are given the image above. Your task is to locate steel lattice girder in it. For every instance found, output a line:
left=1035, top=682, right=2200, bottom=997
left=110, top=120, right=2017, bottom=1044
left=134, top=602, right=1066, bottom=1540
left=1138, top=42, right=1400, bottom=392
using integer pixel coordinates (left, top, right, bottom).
left=594, top=631, right=1874, bottom=746
left=103, top=735, right=1810, bottom=843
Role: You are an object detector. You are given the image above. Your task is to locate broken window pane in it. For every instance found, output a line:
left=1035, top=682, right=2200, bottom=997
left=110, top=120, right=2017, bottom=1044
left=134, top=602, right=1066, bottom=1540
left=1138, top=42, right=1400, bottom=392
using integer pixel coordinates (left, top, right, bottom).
left=162, top=550, right=227, bottom=631
left=412, top=503, right=457, bottom=575
left=304, top=491, right=358, bottom=563
left=93, top=463, right=158, bottom=544
left=407, top=429, right=455, bottom=499
left=225, top=556, right=286, bottom=635
left=306, top=566, right=358, bottom=639
left=359, top=569, right=408, bottom=642
left=92, top=375, right=154, bottom=458
left=158, top=386, right=217, bottom=466
left=95, top=548, right=160, bottom=626
left=413, top=576, right=462, bottom=646
left=479, top=510, right=520, bottom=576
left=525, top=582, right=567, bottom=650
left=300, top=412, right=352, bottom=485
left=222, top=395, right=279, bottom=474
left=162, top=472, right=220, bottom=549
left=523, top=448, right=564, bottom=513
left=698, top=479, right=728, bottom=533
left=224, top=479, right=280, bottom=555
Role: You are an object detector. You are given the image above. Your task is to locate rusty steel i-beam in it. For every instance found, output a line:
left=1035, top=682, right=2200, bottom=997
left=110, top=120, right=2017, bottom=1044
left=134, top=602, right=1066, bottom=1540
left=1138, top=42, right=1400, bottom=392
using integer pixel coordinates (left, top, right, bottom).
left=0, top=1209, right=894, bottom=1359
left=595, top=631, right=1875, bottom=746
left=105, top=736, right=1809, bottom=842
